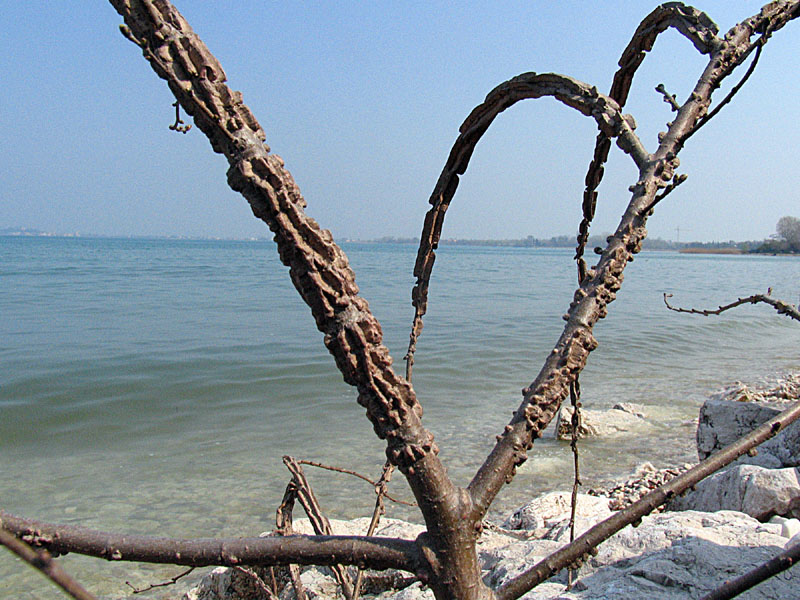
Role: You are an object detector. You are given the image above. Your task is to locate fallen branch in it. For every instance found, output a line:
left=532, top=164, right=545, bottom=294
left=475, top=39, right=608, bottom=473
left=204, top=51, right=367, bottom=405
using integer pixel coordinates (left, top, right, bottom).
left=0, top=510, right=420, bottom=573
left=0, top=528, right=98, bottom=600
left=699, top=541, right=800, bottom=600
left=664, top=291, right=800, bottom=322
left=497, top=399, right=800, bottom=600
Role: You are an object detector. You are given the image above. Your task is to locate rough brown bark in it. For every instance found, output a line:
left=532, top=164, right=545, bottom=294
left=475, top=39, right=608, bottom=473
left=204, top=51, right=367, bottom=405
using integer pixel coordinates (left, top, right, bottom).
left=113, top=2, right=482, bottom=597
left=3, top=2, right=799, bottom=599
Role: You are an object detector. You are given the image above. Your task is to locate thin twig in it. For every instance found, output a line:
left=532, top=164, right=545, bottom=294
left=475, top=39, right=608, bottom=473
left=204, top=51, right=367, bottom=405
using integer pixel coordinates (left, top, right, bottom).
left=269, top=566, right=279, bottom=598
left=566, top=379, right=582, bottom=590
left=0, top=528, right=98, bottom=600
left=353, top=462, right=394, bottom=600
left=640, top=173, right=688, bottom=216
left=168, top=101, right=192, bottom=133
left=275, top=482, right=308, bottom=600
left=699, top=541, right=800, bottom=600
left=664, top=291, right=800, bottom=322
left=297, top=460, right=415, bottom=506
left=125, top=566, right=195, bottom=593
left=283, top=457, right=355, bottom=600
left=681, top=43, right=763, bottom=145
left=655, top=83, right=682, bottom=111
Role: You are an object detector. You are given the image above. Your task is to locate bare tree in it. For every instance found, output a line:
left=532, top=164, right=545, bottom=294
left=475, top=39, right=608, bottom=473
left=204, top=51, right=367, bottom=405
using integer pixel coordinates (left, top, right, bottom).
left=2, top=2, right=799, bottom=600
left=776, top=215, right=800, bottom=250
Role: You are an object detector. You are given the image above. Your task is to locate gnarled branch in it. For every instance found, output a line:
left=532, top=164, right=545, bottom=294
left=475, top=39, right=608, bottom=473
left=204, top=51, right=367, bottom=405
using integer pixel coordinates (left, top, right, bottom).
left=106, top=6, right=471, bottom=587
left=574, top=3, right=720, bottom=280
left=467, top=0, right=800, bottom=521
left=405, top=72, right=648, bottom=380
left=6, top=2, right=792, bottom=599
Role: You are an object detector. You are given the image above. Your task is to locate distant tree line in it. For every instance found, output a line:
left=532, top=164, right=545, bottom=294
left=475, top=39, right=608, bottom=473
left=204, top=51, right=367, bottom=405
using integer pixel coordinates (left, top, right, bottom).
left=368, top=217, right=800, bottom=255
left=751, top=216, right=800, bottom=254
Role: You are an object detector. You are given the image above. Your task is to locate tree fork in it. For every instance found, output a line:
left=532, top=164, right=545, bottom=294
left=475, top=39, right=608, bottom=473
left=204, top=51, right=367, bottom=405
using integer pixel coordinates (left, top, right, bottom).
left=4, top=2, right=798, bottom=598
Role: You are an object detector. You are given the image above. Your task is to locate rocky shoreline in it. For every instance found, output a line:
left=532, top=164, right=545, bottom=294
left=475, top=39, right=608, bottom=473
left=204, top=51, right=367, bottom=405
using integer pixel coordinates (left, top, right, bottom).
left=186, top=373, right=800, bottom=600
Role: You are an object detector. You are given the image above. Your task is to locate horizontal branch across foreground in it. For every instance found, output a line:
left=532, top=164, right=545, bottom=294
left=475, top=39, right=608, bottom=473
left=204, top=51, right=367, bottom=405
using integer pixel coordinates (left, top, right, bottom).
left=0, top=515, right=420, bottom=573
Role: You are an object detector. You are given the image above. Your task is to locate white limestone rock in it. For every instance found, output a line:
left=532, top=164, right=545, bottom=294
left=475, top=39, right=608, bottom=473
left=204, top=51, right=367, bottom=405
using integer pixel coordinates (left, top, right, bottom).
left=482, top=510, right=795, bottom=599
left=185, top=504, right=800, bottom=599
left=285, top=516, right=426, bottom=540
left=547, top=511, right=792, bottom=599
left=184, top=566, right=273, bottom=600
left=781, top=518, right=800, bottom=539
left=696, top=375, right=800, bottom=469
left=667, top=464, right=800, bottom=520
left=278, top=568, right=340, bottom=600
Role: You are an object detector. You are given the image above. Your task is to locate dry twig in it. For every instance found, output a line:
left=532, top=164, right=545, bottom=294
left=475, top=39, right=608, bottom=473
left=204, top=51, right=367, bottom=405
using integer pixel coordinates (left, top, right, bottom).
left=297, top=459, right=415, bottom=506
left=125, top=566, right=195, bottom=594
left=664, top=291, right=800, bottom=322
left=275, top=482, right=308, bottom=600
left=566, top=379, right=582, bottom=590
left=283, top=457, right=355, bottom=600
left=655, top=83, right=681, bottom=111
left=353, top=462, right=395, bottom=600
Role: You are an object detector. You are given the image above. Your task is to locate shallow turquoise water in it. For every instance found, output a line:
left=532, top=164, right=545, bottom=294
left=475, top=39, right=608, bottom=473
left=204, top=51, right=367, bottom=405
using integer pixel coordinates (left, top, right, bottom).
left=1, top=236, right=798, bottom=598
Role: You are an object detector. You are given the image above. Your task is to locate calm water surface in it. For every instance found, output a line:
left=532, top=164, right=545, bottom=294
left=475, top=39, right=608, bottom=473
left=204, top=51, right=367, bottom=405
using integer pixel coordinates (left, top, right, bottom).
left=1, top=236, right=798, bottom=598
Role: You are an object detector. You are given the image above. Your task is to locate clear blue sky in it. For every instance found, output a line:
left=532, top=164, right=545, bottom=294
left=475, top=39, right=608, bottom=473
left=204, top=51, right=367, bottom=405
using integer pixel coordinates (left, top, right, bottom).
left=2, top=2, right=797, bottom=242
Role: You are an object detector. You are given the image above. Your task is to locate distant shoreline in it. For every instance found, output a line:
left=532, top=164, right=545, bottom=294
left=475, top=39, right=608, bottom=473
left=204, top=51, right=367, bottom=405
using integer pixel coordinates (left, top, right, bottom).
left=678, top=247, right=742, bottom=255
left=6, top=231, right=797, bottom=255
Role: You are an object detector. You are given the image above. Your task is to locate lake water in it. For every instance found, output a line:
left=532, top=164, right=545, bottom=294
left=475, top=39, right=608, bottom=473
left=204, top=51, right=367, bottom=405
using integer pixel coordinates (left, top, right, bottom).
left=1, top=236, right=798, bottom=598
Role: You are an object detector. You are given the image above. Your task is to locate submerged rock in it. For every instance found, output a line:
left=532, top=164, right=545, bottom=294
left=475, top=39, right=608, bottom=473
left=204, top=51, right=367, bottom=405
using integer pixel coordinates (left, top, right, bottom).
left=555, top=406, right=650, bottom=440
